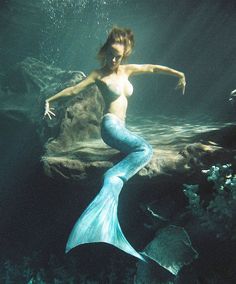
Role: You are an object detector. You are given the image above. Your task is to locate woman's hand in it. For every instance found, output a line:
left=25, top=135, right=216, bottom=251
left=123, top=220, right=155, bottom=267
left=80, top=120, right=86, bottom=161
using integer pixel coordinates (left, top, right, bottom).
left=176, top=73, right=186, bottom=95
left=44, top=100, right=56, bottom=119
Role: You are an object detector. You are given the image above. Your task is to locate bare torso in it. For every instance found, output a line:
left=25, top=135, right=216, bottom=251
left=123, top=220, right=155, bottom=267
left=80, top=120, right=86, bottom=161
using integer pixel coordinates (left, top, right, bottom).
left=95, top=65, right=133, bottom=121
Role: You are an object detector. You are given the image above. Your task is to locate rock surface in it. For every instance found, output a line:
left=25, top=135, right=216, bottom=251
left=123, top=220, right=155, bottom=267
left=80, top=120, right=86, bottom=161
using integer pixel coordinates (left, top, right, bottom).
left=141, top=225, right=198, bottom=275
left=1, top=57, right=235, bottom=182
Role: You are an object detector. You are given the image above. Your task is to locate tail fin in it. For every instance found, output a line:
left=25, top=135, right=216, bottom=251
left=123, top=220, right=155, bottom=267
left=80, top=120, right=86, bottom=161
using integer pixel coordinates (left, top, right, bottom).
left=65, top=187, right=145, bottom=261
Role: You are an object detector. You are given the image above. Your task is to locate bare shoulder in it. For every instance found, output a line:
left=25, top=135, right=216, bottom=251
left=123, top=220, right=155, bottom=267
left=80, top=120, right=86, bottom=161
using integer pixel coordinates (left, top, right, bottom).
left=121, top=64, right=148, bottom=76
left=88, top=69, right=100, bottom=80
left=74, top=69, right=99, bottom=90
left=121, top=64, right=138, bottom=71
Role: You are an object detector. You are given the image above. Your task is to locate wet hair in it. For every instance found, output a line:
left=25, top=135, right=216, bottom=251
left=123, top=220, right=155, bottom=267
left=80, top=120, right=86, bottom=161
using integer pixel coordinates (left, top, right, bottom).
left=97, top=26, right=134, bottom=64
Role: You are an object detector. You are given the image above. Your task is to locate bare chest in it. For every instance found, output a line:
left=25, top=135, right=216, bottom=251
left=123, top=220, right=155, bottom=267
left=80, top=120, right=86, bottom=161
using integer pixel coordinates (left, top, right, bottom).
left=96, top=73, right=133, bottom=98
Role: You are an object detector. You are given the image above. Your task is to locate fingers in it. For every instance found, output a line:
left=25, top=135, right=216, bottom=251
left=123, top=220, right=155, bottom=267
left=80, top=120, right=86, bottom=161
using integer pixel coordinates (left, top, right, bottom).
left=182, top=82, right=186, bottom=95
left=47, top=112, right=52, bottom=120
left=48, top=110, right=56, bottom=116
left=43, top=109, right=56, bottom=119
left=180, top=77, right=186, bottom=95
left=44, top=110, right=56, bottom=120
left=43, top=112, right=51, bottom=120
left=175, top=80, right=186, bottom=95
left=44, top=100, right=56, bottom=119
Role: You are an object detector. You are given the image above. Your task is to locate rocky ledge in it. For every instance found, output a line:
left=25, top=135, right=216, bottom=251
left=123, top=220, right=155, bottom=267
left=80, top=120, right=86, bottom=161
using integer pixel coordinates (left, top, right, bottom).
left=1, top=57, right=235, bottom=182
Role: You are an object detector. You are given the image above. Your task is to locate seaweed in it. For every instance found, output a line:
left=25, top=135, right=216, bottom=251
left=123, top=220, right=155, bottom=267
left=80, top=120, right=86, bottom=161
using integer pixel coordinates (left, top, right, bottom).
left=183, top=164, right=236, bottom=240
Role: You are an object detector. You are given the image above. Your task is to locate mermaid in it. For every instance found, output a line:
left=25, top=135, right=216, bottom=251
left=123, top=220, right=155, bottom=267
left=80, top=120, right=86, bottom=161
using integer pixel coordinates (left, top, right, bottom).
left=44, top=27, right=186, bottom=261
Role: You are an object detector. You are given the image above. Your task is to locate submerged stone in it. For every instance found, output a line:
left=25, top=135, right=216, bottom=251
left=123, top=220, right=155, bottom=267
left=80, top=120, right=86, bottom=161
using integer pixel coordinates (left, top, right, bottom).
left=1, top=57, right=235, bottom=181
left=141, top=225, right=198, bottom=275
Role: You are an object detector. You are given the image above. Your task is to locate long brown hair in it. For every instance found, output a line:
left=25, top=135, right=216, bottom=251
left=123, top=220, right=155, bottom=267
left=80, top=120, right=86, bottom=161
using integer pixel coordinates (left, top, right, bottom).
left=97, top=27, right=134, bottom=65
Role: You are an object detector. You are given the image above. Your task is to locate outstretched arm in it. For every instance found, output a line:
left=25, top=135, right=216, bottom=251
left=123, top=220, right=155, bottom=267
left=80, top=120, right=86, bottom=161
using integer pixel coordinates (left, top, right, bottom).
left=125, top=64, right=186, bottom=94
left=44, top=71, right=97, bottom=119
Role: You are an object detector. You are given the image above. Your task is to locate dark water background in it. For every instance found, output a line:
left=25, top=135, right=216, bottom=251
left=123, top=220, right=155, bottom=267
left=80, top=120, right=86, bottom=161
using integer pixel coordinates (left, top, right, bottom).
left=0, top=0, right=236, bottom=282
left=1, top=0, right=236, bottom=118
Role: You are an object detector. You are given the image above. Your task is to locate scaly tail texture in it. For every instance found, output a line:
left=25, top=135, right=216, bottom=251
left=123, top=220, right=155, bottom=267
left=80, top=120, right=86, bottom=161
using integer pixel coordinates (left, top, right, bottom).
left=66, top=114, right=153, bottom=261
left=65, top=176, right=145, bottom=261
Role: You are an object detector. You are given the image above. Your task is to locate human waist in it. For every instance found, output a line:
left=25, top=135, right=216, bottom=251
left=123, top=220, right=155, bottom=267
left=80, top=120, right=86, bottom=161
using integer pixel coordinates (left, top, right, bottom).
left=102, top=112, right=126, bottom=125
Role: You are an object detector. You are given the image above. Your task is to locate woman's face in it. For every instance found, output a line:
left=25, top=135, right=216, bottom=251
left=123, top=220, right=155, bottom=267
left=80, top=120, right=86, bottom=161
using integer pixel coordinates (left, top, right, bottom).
left=105, top=43, right=125, bottom=71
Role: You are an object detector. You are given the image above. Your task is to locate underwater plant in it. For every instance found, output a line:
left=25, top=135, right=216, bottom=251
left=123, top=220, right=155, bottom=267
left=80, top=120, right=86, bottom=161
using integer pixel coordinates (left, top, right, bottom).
left=183, top=164, right=236, bottom=240
left=0, top=252, right=135, bottom=283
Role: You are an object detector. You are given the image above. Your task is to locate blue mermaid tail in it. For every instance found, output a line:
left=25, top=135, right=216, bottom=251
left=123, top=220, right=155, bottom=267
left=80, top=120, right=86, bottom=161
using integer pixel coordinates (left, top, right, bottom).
left=66, top=113, right=152, bottom=261
left=65, top=176, right=145, bottom=261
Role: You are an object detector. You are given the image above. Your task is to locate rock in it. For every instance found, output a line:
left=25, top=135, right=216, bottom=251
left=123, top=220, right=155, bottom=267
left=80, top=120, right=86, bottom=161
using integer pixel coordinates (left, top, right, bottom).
left=1, top=57, right=236, bottom=182
left=42, top=138, right=234, bottom=181
left=141, top=225, right=198, bottom=275
left=135, top=259, right=175, bottom=284
left=2, top=57, right=86, bottom=95
left=0, top=56, right=104, bottom=144
left=134, top=225, right=198, bottom=283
